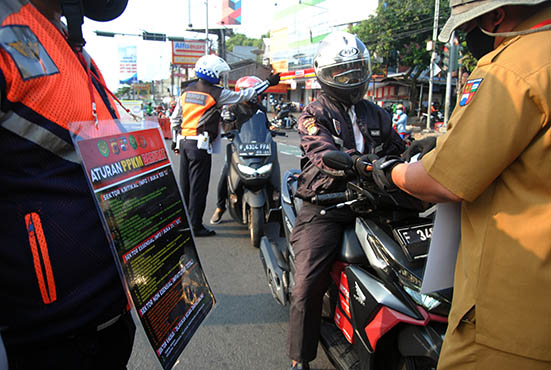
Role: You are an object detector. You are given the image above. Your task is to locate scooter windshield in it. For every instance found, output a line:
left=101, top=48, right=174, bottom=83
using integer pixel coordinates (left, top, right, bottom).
left=238, top=111, right=270, bottom=143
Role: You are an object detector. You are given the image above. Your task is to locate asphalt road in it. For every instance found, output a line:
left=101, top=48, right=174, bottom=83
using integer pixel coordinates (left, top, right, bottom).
left=128, top=129, right=335, bottom=370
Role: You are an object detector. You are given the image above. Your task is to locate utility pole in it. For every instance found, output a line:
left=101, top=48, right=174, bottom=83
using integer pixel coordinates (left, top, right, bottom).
left=205, top=0, right=209, bottom=54
left=443, top=31, right=455, bottom=129
left=426, top=0, right=440, bottom=131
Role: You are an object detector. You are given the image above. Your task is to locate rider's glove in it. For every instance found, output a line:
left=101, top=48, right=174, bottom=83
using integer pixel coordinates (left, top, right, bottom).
left=352, top=154, right=374, bottom=179
left=171, top=141, right=179, bottom=154
left=401, top=136, right=436, bottom=162
left=221, top=109, right=235, bottom=122
left=372, top=155, right=404, bottom=192
left=267, top=72, right=281, bottom=86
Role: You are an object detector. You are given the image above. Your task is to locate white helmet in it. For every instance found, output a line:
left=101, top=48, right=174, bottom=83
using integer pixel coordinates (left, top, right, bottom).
left=314, top=31, right=371, bottom=106
left=194, top=55, right=231, bottom=84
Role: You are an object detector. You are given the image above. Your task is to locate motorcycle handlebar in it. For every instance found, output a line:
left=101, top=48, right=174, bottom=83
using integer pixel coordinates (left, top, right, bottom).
left=311, top=191, right=353, bottom=205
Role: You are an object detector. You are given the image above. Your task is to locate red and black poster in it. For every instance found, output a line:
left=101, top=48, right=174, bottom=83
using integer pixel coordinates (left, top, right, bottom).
left=73, top=125, right=215, bottom=370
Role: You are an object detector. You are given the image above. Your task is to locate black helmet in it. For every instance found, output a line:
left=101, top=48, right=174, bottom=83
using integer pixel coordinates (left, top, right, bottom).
left=62, top=0, right=129, bottom=50
left=314, top=31, right=371, bottom=106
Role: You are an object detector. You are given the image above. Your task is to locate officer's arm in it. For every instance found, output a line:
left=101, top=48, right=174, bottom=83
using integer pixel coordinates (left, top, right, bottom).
left=391, top=162, right=461, bottom=203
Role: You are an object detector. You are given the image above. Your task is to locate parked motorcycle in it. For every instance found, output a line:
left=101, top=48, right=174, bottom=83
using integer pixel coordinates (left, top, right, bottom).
left=271, top=101, right=298, bottom=130
left=221, top=110, right=284, bottom=248
left=259, top=151, right=451, bottom=370
left=421, top=111, right=444, bottom=131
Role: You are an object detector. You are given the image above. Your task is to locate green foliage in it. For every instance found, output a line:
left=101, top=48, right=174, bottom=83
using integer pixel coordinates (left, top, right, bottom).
left=115, top=86, right=132, bottom=98
left=352, top=0, right=451, bottom=80
left=226, top=32, right=264, bottom=52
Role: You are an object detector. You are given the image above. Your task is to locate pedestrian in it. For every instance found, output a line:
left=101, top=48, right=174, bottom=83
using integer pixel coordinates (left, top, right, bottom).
left=0, top=0, right=136, bottom=369
left=209, top=76, right=278, bottom=224
left=170, top=55, right=280, bottom=237
left=392, top=103, right=410, bottom=139
left=288, top=31, right=405, bottom=370
left=371, top=1, right=551, bottom=369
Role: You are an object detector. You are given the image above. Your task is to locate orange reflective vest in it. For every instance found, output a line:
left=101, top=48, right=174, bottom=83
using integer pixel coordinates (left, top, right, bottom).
left=0, top=0, right=127, bottom=345
left=180, top=79, right=222, bottom=139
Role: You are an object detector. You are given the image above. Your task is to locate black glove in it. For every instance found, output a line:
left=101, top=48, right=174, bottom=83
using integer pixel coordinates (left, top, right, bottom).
left=352, top=154, right=375, bottom=179
left=171, top=141, right=179, bottom=154
left=371, top=155, right=404, bottom=192
left=401, top=136, right=437, bottom=162
left=221, top=109, right=235, bottom=122
left=267, top=72, right=281, bottom=86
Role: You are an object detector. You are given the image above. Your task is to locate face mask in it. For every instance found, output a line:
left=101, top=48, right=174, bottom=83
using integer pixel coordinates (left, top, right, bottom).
left=465, top=26, right=497, bottom=60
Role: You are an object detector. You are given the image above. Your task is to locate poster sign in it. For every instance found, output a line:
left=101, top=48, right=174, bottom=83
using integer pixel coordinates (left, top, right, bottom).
left=172, top=40, right=205, bottom=67
left=71, top=122, right=215, bottom=370
left=219, top=0, right=242, bottom=25
left=119, top=45, right=138, bottom=85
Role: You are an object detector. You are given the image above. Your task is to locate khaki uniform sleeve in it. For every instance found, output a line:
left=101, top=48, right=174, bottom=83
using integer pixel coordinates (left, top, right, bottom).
left=422, top=63, right=546, bottom=202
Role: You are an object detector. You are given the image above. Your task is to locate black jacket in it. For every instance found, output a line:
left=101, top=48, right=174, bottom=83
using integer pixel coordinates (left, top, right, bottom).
left=296, top=93, right=405, bottom=199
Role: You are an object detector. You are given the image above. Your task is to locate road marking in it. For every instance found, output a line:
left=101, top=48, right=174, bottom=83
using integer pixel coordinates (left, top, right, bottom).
left=277, top=143, right=301, bottom=158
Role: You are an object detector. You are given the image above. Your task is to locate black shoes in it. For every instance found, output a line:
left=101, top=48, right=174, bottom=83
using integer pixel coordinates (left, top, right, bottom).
left=290, top=362, right=309, bottom=370
left=193, top=227, right=216, bottom=237
left=209, top=208, right=225, bottom=224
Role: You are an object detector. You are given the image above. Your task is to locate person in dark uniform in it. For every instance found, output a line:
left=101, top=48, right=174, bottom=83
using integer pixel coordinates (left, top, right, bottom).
left=170, top=57, right=280, bottom=237
left=288, top=31, right=405, bottom=370
left=1, top=0, right=136, bottom=369
left=210, top=76, right=277, bottom=224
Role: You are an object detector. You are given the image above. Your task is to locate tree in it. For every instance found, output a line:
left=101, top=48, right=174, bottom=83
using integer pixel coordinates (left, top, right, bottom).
left=225, top=32, right=264, bottom=52
left=352, top=0, right=451, bottom=80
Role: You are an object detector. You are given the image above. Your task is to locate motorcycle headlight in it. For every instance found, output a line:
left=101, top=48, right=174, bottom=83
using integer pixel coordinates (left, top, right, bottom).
left=403, top=285, right=441, bottom=312
left=237, top=163, right=256, bottom=176
left=237, top=163, right=272, bottom=177
left=256, top=163, right=272, bottom=175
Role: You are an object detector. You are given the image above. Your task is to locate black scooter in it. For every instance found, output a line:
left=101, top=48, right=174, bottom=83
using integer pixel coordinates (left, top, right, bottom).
left=259, top=151, right=451, bottom=370
left=222, top=111, right=284, bottom=248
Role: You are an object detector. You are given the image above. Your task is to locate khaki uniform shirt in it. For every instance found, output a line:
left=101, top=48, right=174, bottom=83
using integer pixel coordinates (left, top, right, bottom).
left=422, top=9, right=551, bottom=361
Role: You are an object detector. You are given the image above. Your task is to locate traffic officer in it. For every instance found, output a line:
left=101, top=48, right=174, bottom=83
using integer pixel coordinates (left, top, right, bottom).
left=288, top=31, right=405, bottom=370
left=1, top=0, right=136, bottom=369
left=372, top=1, right=551, bottom=369
left=210, top=75, right=277, bottom=224
left=170, top=56, right=280, bottom=237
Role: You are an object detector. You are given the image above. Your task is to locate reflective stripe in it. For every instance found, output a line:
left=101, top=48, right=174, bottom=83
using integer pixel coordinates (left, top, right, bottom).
left=1, top=112, right=80, bottom=163
left=25, top=212, right=57, bottom=305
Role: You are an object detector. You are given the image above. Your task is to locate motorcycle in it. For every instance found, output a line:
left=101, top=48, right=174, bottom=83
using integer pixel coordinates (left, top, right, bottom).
left=221, top=110, right=284, bottom=248
left=421, top=111, right=444, bottom=131
left=270, top=101, right=298, bottom=130
left=259, top=151, right=451, bottom=370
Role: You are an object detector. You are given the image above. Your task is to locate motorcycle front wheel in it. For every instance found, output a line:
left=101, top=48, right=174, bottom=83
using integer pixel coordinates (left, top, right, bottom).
left=249, top=206, right=264, bottom=248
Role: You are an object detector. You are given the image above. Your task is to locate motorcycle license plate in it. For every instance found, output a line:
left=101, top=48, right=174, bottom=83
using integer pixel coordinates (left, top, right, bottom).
left=238, top=142, right=271, bottom=156
left=393, top=223, right=433, bottom=260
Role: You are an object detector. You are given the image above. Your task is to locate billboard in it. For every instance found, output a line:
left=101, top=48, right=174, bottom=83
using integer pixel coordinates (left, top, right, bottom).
left=172, top=40, right=206, bottom=67
left=219, top=0, right=242, bottom=25
left=119, top=45, right=138, bottom=85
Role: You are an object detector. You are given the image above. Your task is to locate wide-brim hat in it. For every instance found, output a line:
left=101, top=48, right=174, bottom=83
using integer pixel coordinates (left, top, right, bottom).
left=439, top=0, right=549, bottom=42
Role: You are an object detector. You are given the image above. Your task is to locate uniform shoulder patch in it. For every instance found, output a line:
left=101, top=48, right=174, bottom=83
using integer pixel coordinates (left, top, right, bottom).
left=0, top=25, right=59, bottom=80
left=459, top=78, right=483, bottom=107
left=302, top=117, right=319, bottom=135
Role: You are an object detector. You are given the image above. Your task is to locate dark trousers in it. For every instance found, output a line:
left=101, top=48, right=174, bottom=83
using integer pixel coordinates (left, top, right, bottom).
left=216, top=163, right=229, bottom=210
left=179, top=139, right=212, bottom=230
left=7, top=312, right=136, bottom=370
left=288, top=203, right=354, bottom=363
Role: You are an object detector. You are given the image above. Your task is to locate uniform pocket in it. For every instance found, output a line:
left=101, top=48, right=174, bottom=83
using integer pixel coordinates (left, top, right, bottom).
left=25, top=212, right=57, bottom=304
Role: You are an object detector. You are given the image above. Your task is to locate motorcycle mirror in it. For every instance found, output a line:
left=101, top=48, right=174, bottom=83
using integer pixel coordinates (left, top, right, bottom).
left=322, top=151, right=353, bottom=171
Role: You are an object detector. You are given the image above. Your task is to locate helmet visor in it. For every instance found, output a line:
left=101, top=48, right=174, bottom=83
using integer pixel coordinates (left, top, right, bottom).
left=318, top=59, right=370, bottom=87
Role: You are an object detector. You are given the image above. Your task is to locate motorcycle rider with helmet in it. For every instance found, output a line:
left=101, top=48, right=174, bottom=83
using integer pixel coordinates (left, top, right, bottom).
left=1, top=0, right=136, bottom=368
left=210, top=75, right=279, bottom=224
left=287, top=31, right=405, bottom=370
left=170, top=57, right=280, bottom=236
left=392, top=103, right=410, bottom=139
